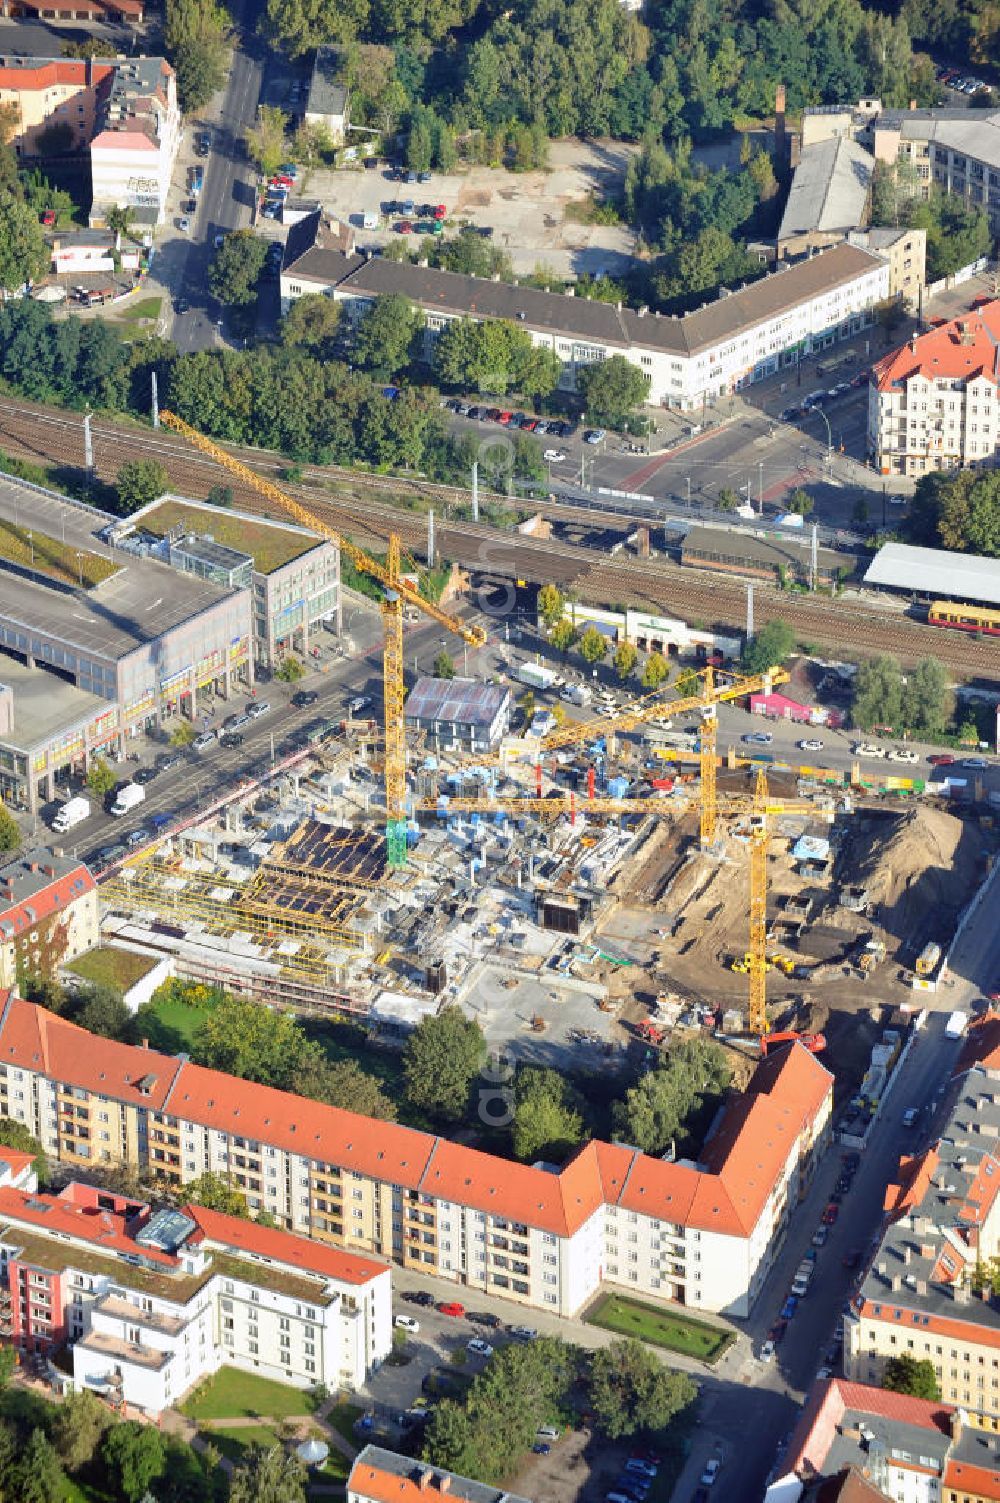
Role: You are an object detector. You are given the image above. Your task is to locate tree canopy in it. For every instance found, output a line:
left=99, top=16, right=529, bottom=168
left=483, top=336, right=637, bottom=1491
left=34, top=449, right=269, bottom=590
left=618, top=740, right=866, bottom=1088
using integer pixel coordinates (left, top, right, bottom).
left=909, top=468, right=1000, bottom=557
left=577, top=356, right=651, bottom=426
left=588, top=1339, right=697, bottom=1438
left=403, top=1008, right=485, bottom=1122
left=511, top=1067, right=586, bottom=1162
left=0, top=1114, right=47, bottom=1182
left=351, top=293, right=424, bottom=378
left=209, top=231, right=269, bottom=307
left=613, top=1036, right=732, bottom=1155
left=432, top=318, right=561, bottom=400
left=742, top=619, right=796, bottom=674
left=881, top=1354, right=940, bottom=1400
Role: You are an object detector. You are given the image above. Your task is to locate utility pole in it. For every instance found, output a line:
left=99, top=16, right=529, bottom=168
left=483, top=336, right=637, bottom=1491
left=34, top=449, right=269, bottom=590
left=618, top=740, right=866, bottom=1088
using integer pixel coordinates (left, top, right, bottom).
left=810, top=523, right=818, bottom=592
left=427, top=508, right=435, bottom=569
left=471, top=463, right=479, bottom=523
left=83, top=412, right=93, bottom=497
left=758, top=460, right=764, bottom=514
left=686, top=475, right=691, bottom=507
left=151, top=371, right=159, bottom=429
left=746, top=582, right=754, bottom=640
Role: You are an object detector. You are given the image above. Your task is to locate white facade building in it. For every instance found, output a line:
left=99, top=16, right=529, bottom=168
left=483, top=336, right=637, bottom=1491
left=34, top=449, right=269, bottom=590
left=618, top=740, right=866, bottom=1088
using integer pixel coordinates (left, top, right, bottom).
left=0, top=1179, right=391, bottom=1415
left=280, top=214, right=891, bottom=412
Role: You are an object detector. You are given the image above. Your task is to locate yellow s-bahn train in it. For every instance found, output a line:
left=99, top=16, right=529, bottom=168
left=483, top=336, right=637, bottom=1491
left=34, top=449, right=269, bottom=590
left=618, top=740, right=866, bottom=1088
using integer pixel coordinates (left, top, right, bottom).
left=928, top=600, right=1000, bottom=635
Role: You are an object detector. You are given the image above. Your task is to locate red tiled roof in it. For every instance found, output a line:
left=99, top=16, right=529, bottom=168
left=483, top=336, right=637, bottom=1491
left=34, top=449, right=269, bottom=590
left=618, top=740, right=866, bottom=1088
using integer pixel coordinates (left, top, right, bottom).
left=0, top=1185, right=177, bottom=1269
left=873, top=301, right=1000, bottom=392
left=957, top=1011, right=1000, bottom=1074
left=0, top=60, right=115, bottom=91
left=944, top=1458, right=1000, bottom=1500
left=169, top=1059, right=436, bottom=1193
left=91, top=129, right=157, bottom=151
left=0, top=1148, right=35, bottom=1184
left=183, top=1204, right=388, bottom=1286
left=884, top=1147, right=938, bottom=1218
left=783, top=1376, right=953, bottom=1479
left=857, top=1297, right=1000, bottom=1347
left=0, top=997, right=180, bottom=1110
left=421, top=1138, right=605, bottom=1239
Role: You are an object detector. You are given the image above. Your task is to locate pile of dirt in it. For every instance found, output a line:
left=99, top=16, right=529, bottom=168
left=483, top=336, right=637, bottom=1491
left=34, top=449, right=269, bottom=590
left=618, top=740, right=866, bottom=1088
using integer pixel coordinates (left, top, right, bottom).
left=846, top=805, right=984, bottom=946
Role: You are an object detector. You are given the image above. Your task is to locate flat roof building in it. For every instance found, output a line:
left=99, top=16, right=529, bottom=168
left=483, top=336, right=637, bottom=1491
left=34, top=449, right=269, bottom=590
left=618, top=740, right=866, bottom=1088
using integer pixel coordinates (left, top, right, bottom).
left=0, top=480, right=251, bottom=810
left=282, top=215, right=891, bottom=411
left=863, top=541, right=1000, bottom=606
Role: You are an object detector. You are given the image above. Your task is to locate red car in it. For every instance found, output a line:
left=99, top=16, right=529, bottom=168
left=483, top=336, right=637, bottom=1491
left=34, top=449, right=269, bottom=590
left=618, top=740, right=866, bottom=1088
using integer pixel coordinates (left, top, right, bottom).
left=438, top=1301, right=465, bottom=1317
left=498, top=411, right=514, bottom=425
left=41, top=209, right=56, bottom=227
left=521, top=418, right=538, bottom=431
left=271, top=174, right=294, bottom=187
left=398, top=220, right=413, bottom=234
left=928, top=754, right=955, bottom=766
left=433, top=203, right=447, bottom=219
left=823, top=1203, right=839, bottom=1225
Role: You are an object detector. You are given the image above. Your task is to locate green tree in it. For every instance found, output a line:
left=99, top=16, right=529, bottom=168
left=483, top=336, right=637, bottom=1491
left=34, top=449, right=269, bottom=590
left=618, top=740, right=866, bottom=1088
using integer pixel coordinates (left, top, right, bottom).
left=853, top=654, right=903, bottom=732
left=15, top=1429, right=66, bottom=1503
left=718, top=487, right=738, bottom=512
left=511, top=1068, right=585, bottom=1162
left=589, top=1339, right=697, bottom=1439
left=292, top=119, right=335, bottom=169
left=0, top=1115, right=46, bottom=1182
left=206, top=483, right=233, bottom=508
left=116, top=459, right=168, bottom=516
left=614, top=641, right=638, bottom=681
left=62, top=35, right=118, bottom=55
left=578, top=626, right=608, bottom=665
left=742, top=619, right=795, bottom=673
left=263, top=0, right=369, bottom=56
left=275, top=655, right=305, bottom=682
left=246, top=106, right=289, bottom=180
left=75, top=983, right=131, bottom=1038
left=0, top=1346, right=14, bottom=1393
left=577, top=355, right=650, bottom=426
left=280, top=293, right=341, bottom=354
left=170, top=721, right=196, bottom=747
left=52, top=1389, right=114, bottom=1473
left=787, top=487, right=814, bottom=516
left=182, top=1170, right=249, bottom=1218
left=537, top=583, right=564, bottom=628
left=613, top=1036, right=732, bottom=1155
left=882, top=1354, right=940, bottom=1400
left=642, top=652, right=669, bottom=690
left=904, top=656, right=953, bottom=736
left=938, top=471, right=1000, bottom=556
left=210, top=231, right=268, bottom=307
left=105, top=205, right=136, bottom=249
left=550, top=619, right=577, bottom=655
left=351, top=294, right=423, bottom=378
left=674, top=666, right=700, bottom=697
left=0, top=803, right=19, bottom=854
left=403, top=1008, right=485, bottom=1123
left=102, top=1424, right=166, bottom=1502
left=229, top=1444, right=307, bottom=1503
left=303, top=1058, right=397, bottom=1121
left=0, top=195, right=49, bottom=295
left=165, top=0, right=230, bottom=112
left=192, top=994, right=321, bottom=1090
left=433, top=650, right=456, bottom=679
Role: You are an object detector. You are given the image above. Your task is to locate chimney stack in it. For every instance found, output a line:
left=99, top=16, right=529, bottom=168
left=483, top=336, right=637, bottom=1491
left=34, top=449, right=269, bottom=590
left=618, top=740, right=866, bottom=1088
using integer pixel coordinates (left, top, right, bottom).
left=950, top=1409, right=963, bottom=1442
left=418, top=1471, right=434, bottom=1492
left=774, top=83, right=787, bottom=165
left=437, top=1479, right=451, bottom=1494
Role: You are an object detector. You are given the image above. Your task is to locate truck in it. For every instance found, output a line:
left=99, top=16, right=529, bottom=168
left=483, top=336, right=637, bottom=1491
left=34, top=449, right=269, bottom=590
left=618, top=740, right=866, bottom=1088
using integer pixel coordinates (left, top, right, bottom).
left=51, top=795, right=91, bottom=834
left=110, top=783, right=145, bottom=818
left=560, top=682, right=592, bottom=708
left=945, top=1010, right=969, bottom=1040
left=515, top=662, right=558, bottom=692
left=915, top=941, right=942, bottom=977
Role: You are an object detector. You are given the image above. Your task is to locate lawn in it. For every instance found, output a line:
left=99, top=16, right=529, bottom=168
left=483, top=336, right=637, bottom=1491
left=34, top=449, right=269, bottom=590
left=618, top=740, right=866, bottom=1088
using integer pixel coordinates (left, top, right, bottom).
left=135, top=990, right=218, bottom=1052
left=586, top=1295, right=733, bottom=1363
left=198, top=1424, right=283, bottom=1464
left=140, top=498, right=315, bottom=573
left=65, top=946, right=159, bottom=995
left=181, top=1366, right=321, bottom=1421
left=118, top=295, right=162, bottom=323
left=0, top=519, right=117, bottom=588
left=326, top=1403, right=364, bottom=1452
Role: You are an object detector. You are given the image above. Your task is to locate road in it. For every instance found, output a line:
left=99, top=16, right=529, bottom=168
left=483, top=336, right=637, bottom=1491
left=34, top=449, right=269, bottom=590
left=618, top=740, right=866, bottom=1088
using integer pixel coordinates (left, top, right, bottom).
left=161, top=0, right=265, bottom=355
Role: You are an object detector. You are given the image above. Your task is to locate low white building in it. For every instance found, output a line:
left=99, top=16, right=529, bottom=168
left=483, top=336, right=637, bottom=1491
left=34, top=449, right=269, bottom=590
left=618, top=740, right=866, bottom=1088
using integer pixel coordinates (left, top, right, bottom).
left=304, top=46, right=349, bottom=145
left=281, top=213, right=891, bottom=411
left=0, top=1179, right=391, bottom=1414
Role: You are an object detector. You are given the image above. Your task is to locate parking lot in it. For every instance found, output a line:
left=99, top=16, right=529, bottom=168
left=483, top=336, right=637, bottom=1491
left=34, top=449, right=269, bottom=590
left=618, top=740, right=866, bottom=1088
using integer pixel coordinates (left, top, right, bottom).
left=297, top=139, right=637, bottom=277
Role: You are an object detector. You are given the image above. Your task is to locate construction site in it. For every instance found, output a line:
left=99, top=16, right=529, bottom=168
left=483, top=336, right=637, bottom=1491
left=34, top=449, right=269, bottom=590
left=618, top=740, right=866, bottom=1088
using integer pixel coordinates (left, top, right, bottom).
left=93, top=414, right=1000, bottom=1121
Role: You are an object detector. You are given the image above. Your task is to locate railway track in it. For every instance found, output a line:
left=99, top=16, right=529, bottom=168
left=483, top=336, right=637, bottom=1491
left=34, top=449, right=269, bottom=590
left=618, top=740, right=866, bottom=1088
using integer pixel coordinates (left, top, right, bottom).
left=0, top=396, right=996, bottom=674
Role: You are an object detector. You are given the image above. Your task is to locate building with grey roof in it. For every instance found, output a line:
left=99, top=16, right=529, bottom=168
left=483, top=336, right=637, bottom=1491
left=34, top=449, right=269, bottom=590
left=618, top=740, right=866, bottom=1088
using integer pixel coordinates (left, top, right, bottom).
left=282, top=214, right=891, bottom=410
left=0, top=849, right=98, bottom=988
left=863, top=541, right=1000, bottom=607
left=349, top=1446, right=532, bottom=1503
left=304, top=46, right=348, bottom=145
left=778, top=136, right=874, bottom=250
left=404, top=676, right=511, bottom=752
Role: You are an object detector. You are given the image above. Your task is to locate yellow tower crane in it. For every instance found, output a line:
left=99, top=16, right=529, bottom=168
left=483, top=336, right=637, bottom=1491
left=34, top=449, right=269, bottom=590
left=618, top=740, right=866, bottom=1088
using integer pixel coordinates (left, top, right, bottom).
left=159, top=410, right=486, bottom=867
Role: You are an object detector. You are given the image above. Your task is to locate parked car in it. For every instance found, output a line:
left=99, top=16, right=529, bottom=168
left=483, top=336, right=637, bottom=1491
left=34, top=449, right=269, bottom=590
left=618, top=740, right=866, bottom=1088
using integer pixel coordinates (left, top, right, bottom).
left=125, top=828, right=150, bottom=848
left=292, top=689, right=319, bottom=707
left=853, top=742, right=884, bottom=758
left=155, top=752, right=184, bottom=771
left=394, top=1314, right=420, bottom=1332
left=192, top=731, right=217, bottom=752
left=219, top=732, right=244, bottom=749
left=928, top=753, right=955, bottom=766
left=962, top=756, right=989, bottom=768
left=438, top=1301, right=465, bottom=1317
left=510, top=1325, right=537, bottom=1341
left=133, top=766, right=159, bottom=784
left=532, top=1443, right=551, bottom=1456
left=178, top=215, right=190, bottom=233
left=759, top=1339, right=775, bottom=1363
left=699, top=1459, right=721, bottom=1487
left=889, top=748, right=919, bottom=763
left=467, top=1338, right=493, bottom=1357
left=780, top=1296, right=799, bottom=1319
left=584, top=428, right=607, bottom=444
left=779, top=406, right=801, bottom=422
left=349, top=695, right=372, bottom=714
left=543, top=448, right=567, bottom=463
left=247, top=700, right=271, bottom=718
left=467, top=1312, right=501, bottom=1329
left=537, top=1427, right=560, bottom=1441
left=842, top=1248, right=862, bottom=1269
left=404, top=1290, right=435, bottom=1307
left=812, top=1226, right=829, bottom=1247
left=741, top=731, right=773, bottom=744
left=823, top=1202, right=839, bottom=1225
left=798, top=738, right=824, bottom=751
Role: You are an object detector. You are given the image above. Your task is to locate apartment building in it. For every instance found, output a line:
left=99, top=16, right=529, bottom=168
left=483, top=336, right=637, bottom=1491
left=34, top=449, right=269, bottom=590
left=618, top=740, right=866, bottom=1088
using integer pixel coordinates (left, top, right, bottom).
left=767, top=1376, right=1000, bottom=1503
left=349, top=1446, right=532, bottom=1503
left=281, top=214, right=890, bottom=412
left=0, top=852, right=97, bottom=989
left=0, top=1177, right=391, bottom=1413
left=844, top=1056, right=1000, bottom=1430
left=0, top=55, right=180, bottom=226
left=0, top=993, right=833, bottom=1320
left=868, top=302, right=1000, bottom=476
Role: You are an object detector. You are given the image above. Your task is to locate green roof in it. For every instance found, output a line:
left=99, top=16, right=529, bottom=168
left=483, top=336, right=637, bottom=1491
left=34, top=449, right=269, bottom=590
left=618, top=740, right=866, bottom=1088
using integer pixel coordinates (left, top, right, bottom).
left=140, top=500, right=322, bottom=575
